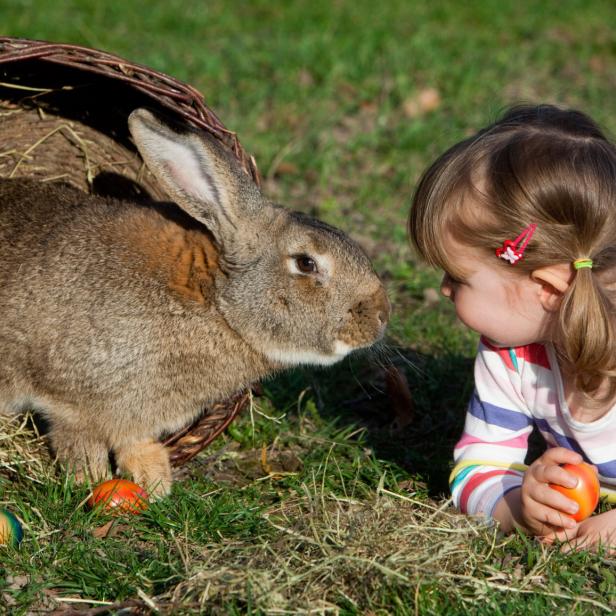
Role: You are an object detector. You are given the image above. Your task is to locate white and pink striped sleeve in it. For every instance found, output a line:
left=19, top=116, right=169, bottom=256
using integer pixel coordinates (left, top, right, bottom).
left=450, top=340, right=534, bottom=517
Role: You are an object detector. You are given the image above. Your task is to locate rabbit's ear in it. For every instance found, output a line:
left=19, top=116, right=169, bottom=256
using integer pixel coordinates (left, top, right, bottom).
left=128, top=108, right=263, bottom=241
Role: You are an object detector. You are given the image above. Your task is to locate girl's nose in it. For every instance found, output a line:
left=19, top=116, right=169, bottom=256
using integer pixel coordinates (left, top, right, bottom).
left=440, top=273, right=453, bottom=298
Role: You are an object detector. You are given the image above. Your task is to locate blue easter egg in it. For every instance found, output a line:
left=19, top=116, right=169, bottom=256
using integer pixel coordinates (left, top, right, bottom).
left=0, top=509, right=23, bottom=547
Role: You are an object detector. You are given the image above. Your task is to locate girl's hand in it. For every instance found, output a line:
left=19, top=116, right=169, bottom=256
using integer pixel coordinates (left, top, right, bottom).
left=542, top=509, right=616, bottom=554
left=519, top=447, right=584, bottom=536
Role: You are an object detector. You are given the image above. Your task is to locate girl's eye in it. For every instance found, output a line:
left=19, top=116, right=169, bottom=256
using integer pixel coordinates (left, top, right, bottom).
left=295, top=255, right=318, bottom=274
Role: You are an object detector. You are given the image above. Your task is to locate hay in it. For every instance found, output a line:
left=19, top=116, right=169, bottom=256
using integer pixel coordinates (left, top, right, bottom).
left=0, top=99, right=162, bottom=198
left=152, top=487, right=613, bottom=614
left=0, top=412, right=55, bottom=485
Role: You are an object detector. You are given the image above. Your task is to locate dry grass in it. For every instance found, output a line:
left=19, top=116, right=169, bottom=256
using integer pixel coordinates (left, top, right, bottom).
left=0, top=412, right=56, bottom=488
left=1, top=406, right=614, bottom=615
left=162, top=491, right=493, bottom=613
left=156, top=490, right=613, bottom=614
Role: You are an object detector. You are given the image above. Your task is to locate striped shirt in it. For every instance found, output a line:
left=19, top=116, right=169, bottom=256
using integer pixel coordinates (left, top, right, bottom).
left=450, top=338, right=616, bottom=517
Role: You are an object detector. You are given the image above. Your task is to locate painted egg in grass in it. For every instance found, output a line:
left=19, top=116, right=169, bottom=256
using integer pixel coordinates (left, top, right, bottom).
left=549, top=462, right=600, bottom=522
left=88, top=479, right=148, bottom=514
left=0, top=509, right=23, bottom=547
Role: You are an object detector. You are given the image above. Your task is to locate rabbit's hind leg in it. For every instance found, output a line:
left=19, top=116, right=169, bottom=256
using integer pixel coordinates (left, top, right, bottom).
left=114, top=440, right=172, bottom=497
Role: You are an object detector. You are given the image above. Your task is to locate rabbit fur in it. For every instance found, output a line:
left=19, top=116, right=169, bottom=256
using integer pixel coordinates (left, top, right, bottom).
left=0, top=109, right=390, bottom=495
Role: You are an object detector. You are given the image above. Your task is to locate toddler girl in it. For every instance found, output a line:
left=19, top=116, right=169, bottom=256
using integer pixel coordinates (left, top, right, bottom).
left=409, top=104, right=616, bottom=551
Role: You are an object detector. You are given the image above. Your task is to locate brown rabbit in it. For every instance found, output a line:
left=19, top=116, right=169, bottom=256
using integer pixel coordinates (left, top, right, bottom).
left=0, top=109, right=390, bottom=495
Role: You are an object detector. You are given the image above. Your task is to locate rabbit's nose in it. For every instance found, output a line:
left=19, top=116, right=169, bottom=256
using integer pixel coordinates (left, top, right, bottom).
left=375, top=287, right=391, bottom=326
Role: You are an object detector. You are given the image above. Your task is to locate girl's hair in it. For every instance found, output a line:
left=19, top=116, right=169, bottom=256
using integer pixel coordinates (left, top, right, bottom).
left=409, top=104, right=616, bottom=402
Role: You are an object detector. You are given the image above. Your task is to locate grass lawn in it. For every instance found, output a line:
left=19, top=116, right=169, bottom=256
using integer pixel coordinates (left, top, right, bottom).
left=1, top=0, right=616, bottom=613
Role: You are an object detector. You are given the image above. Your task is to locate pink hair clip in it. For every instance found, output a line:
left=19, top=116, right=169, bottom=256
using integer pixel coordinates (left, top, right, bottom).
left=495, top=223, right=537, bottom=264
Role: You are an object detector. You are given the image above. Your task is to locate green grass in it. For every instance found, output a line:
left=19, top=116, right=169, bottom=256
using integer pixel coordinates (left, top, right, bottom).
left=2, top=0, right=616, bottom=613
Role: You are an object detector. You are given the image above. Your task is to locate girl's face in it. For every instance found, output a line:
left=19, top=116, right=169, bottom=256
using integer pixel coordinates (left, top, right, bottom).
left=439, top=238, right=552, bottom=348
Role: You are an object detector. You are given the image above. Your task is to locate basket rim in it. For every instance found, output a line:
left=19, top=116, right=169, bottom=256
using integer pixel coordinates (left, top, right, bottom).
left=0, top=36, right=260, bottom=186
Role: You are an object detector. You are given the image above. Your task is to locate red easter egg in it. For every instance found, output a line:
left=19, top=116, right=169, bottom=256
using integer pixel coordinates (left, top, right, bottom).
left=88, top=479, right=148, bottom=514
left=549, top=462, right=600, bottom=522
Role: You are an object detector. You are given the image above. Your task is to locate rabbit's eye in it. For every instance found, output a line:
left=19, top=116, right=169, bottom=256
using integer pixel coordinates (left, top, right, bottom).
left=295, top=255, right=318, bottom=274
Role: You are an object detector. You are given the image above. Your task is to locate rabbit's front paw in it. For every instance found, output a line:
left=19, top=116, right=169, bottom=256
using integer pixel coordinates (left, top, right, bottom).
left=49, top=428, right=111, bottom=484
left=115, top=440, right=172, bottom=498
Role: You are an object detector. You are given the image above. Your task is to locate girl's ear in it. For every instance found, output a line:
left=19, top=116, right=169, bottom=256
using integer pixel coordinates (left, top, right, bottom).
left=531, top=264, right=573, bottom=311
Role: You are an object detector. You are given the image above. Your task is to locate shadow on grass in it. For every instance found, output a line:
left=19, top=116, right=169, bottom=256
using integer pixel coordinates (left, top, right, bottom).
left=262, top=345, right=475, bottom=499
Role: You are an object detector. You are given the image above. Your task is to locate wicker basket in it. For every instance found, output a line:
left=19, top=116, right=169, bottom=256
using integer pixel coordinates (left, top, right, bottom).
left=0, top=37, right=258, bottom=468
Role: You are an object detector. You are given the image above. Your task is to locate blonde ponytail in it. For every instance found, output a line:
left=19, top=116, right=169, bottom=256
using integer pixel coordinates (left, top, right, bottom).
left=557, top=267, right=616, bottom=402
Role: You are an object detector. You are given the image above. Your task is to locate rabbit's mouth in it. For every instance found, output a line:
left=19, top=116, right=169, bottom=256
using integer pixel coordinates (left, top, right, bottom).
left=263, top=341, right=356, bottom=367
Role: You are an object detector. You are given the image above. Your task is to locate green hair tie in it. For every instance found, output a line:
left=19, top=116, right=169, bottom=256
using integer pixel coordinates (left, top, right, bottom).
left=573, top=258, right=593, bottom=270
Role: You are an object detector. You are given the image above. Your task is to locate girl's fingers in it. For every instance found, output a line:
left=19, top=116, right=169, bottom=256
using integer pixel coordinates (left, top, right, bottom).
left=531, top=483, right=580, bottom=519
left=537, top=524, right=577, bottom=545
left=560, top=534, right=616, bottom=555
left=543, top=507, right=577, bottom=530
left=542, top=526, right=579, bottom=545
left=525, top=497, right=578, bottom=530
left=539, top=447, right=583, bottom=466
left=533, top=464, right=578, bottom=489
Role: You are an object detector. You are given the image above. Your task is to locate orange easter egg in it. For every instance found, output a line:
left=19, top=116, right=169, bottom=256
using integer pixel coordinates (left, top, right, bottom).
left=549, top=462, right=600, bottom=522
left=88, top=479, right=148, bottom=514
